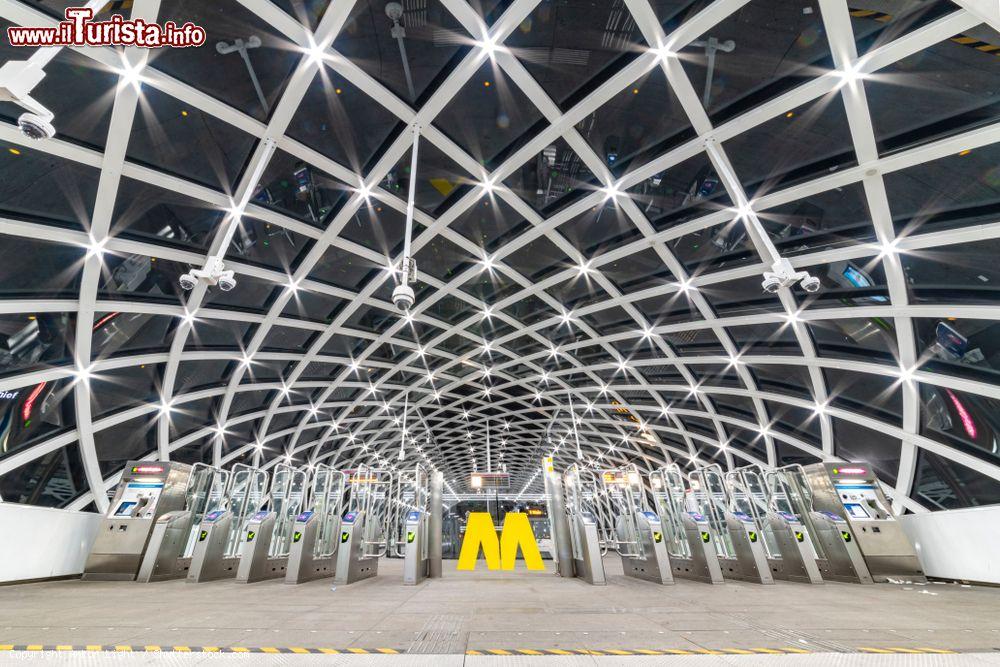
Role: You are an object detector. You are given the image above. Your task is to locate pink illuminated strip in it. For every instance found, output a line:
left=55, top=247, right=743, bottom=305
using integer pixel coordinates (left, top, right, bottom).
left=945, top=389, right=977, bottom=440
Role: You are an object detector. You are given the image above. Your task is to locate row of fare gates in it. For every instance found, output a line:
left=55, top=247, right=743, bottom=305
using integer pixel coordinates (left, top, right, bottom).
left=546, top=460, right=925, bottom=586
left=82, top=462, right=445, bottom=586
left=79, top=457, right=924, bottom=590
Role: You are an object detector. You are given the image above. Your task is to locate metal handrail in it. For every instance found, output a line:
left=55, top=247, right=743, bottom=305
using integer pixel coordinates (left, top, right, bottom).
left=688, top=464, right=736, bottom=559
left=345, top=465, right=394, bottom=559
left=601, top=464, right=646, bottom=559
left=223, top=464, right=269, bottom=558
left=650, top=464, right=691, bottom=559
left=267, top=464, right=308, bottom=559
left=309, top=464, right=347, bottom=559
left=725, top=464, right=781, bottom=558
left=181, top=463, right=230, bottom=559
left=564, top=464, right=614, bottom=557
left=393, top=463, right=430, bottom=557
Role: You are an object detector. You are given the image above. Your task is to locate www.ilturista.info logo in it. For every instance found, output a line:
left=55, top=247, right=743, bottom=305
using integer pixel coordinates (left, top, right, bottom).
left=7, top=7, right=206, bottom=48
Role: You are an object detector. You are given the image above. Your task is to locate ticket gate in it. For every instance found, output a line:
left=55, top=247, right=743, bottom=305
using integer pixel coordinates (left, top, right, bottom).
left=137, top=464, right=230, bottom=582
left=561, top=465, right=607, bottom=585
left=803, top=462, right=925, bottom=582
left=286, top=465, right=348, bottom=584
left=765, top=466, right=873, bottom=584
left=83, top=462, right=193, bottom=581
left=236, top=465, right=307, bottom=583
left=650, top=465, right=724, bottom=584
left=396, top=464, right=431, bottom=586
left=603, top=465, right=673, bottom=585
left=187, top=465, right=268, bottom=583
left=689, top=465, right=773, bottom=584
left=727, top=465, right=823, bottom=584
left=335, top=466, right=392, bottom=585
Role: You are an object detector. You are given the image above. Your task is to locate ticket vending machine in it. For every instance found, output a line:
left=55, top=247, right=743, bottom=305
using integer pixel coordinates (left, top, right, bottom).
left=83, top=461, right=192, bottom=581
left=803, top=463, right=925, bottom=582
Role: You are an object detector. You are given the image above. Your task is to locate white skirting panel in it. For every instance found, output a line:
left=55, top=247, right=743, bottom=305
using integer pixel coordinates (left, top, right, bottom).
left=0, top=503, right=101, bottom=583
left=899, top=505, right=1000, bottom=585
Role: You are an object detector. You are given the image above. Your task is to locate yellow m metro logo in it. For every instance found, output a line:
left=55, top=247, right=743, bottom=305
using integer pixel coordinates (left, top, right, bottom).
left=457, top=512, right=545, bottom=571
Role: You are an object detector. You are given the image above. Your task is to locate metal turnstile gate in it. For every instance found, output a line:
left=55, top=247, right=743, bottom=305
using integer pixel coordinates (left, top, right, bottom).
left=650, top=464, right=724, bottom=584
left=138, top=463, right=230, bottom=582
left=603, top=465, right=673, bottom=585
left=395, top=464, right=433, bottom=585
left=726, top=465, right=822, bottom=584
left=335, top=466, right=392, bottom=585
left=688, top=465, right=773, bottom=584
left=562, top=465, right=607, bottom=585
left=236, top=464, right=308, bottom=583
left=765, top=465, right=873, bottom=584
left=187, top=465, right=268, bottom=583
left=286, top=465, right=348, bottom=584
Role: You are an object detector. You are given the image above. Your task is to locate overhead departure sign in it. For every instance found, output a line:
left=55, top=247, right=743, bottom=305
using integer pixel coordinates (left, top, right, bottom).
left=470, top=472, right=510, bottom=489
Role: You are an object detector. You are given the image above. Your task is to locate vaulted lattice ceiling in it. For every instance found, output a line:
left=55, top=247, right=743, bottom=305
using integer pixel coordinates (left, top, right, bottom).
left=0, top=0, right=998, bottom=512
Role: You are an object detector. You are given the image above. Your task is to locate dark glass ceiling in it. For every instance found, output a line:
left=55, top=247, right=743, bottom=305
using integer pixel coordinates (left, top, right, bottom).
left=0, top=0, right=999, bottom=513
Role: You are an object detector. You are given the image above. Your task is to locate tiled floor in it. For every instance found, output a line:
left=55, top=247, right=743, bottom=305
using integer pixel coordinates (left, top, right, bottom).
left=0, top=557, right=997, bottom=658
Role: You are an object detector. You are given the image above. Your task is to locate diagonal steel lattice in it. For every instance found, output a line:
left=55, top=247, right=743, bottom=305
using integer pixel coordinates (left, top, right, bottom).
left=0, top=0, right=997, bottom=511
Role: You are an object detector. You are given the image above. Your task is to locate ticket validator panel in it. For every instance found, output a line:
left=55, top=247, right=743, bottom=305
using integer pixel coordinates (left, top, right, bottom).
left=802, top=463, right=924, bottom=581
left=82, top=461, right=192, bottom=581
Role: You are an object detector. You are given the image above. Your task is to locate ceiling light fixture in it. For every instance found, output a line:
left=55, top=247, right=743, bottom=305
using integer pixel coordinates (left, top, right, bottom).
left=651, top=44, right=675, bottom=61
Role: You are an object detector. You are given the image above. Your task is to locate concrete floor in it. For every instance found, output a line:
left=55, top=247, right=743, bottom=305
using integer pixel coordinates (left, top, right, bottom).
left=1, top=558, right=998, bottom=658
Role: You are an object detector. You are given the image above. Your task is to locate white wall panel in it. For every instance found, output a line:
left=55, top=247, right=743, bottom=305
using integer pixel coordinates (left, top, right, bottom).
left=0, top=504, right=100, bottom=583
left=900, top=506, right=1000, bottom=585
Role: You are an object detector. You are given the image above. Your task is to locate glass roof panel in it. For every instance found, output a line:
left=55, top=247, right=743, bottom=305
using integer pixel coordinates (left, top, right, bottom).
left=334, top=0, right=472, bottom=106
left=676, top=0, right=834, bottom=123
left=149, top=0, right=299, bottom=121
left=434, top=59, right=546, bottom=167
left=0, top=146, right=99, bottom=230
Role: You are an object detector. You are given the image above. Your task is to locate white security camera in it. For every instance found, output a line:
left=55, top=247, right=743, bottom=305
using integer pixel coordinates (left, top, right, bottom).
left=178, top=272, right=198, bottom=291
left=178, top=256, right=237, bottom=292
left=800, top=275, right=821, bottom=293
left=17, top=112, right=55, bottom=140
left=761, top=273, right=783, bottom=294
left=217, top=271, right=237, bottom=292
left=392, top=283, right=414, bottom=311
left=760, top=258, right=821, bottom=295
left=0, top=60, right=55, bottom=140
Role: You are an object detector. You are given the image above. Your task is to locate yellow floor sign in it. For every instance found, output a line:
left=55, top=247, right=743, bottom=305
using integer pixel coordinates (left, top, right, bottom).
left=457, top=512, right=545, bottom=571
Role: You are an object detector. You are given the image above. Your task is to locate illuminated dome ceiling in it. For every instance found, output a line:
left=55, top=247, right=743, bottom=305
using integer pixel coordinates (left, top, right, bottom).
left=0, top=0, right=998, bottom=512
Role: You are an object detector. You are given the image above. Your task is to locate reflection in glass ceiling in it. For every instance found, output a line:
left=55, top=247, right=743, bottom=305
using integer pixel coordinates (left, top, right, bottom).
left=0, top=0, right=998, bottom=514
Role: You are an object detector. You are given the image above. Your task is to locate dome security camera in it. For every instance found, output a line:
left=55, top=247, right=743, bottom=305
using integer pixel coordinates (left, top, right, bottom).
left=800, top=275, right=821, bottom=293
left=761, top=273, right=783, bottom=294
left=17, top=112, right=55, bottom=140
left=392, top=283, right=414, bottom=311
left=0, top=61, right=55, bottom=140
left=217, top=270, right=237, bottom=292
left=178, top=272, right=198, bottom=291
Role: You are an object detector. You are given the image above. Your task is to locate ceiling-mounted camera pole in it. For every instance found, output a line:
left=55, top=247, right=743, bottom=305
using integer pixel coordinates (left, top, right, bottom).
left=397, top=390, right=409, bottom=461
left=567, top=391, right=582, bottom=461
left=179, top=137, right=277, bottom=292
left=392, top=122, right=421, bottom=311
left=386, top=2, right=417, bottom=102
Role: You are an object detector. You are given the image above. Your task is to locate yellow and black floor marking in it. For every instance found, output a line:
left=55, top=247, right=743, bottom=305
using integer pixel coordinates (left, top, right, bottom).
left=0, top=644, right=982, bottom=656
left=466, top=647, right=964, bottom=656
left=0, top=645, right=402, bottom=654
